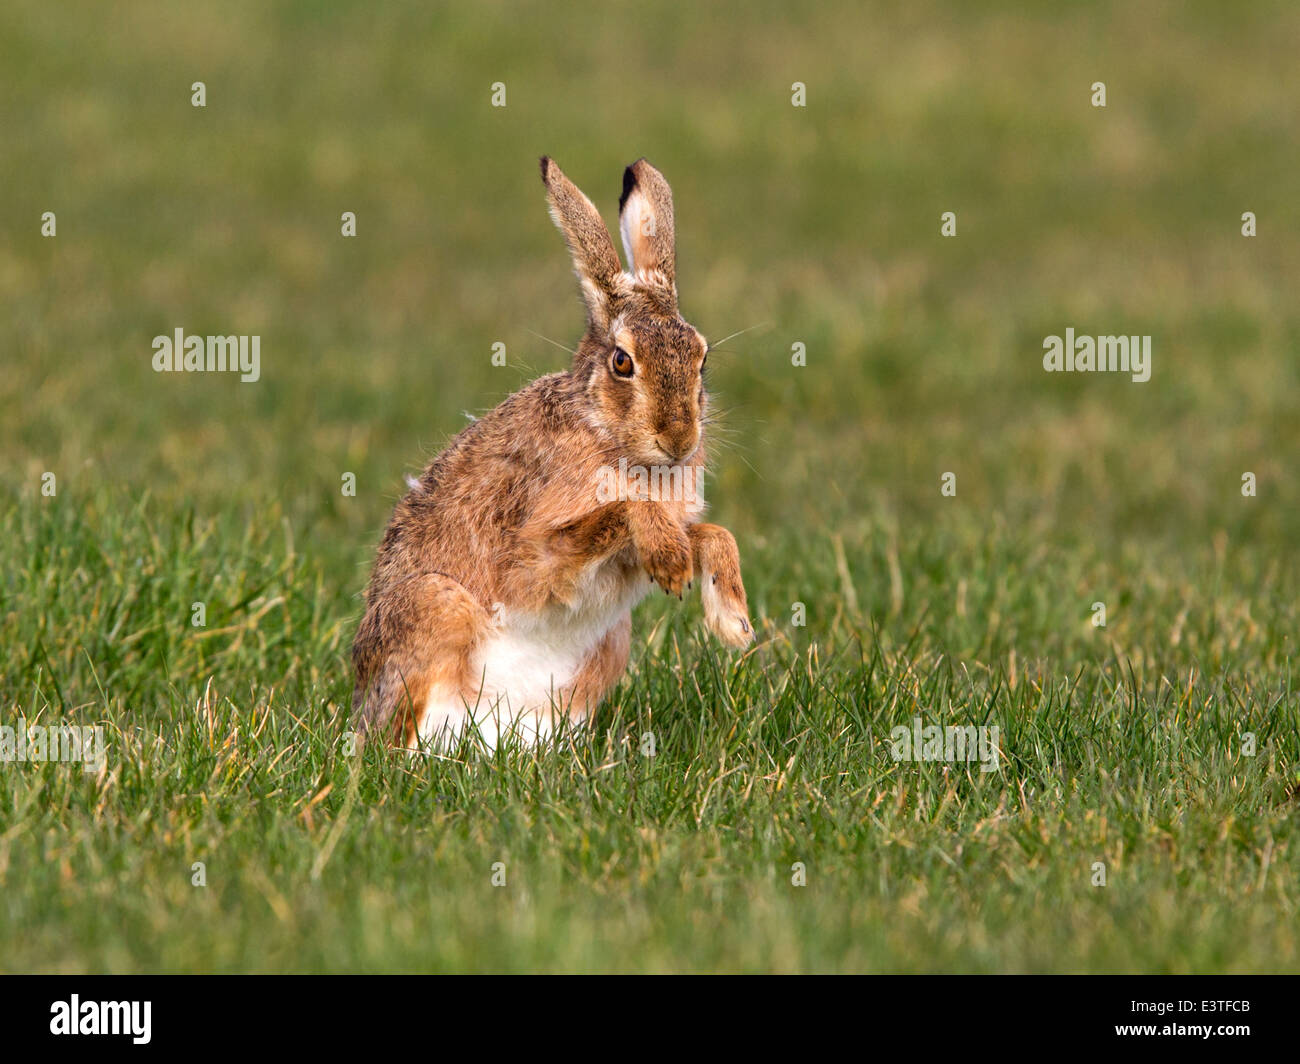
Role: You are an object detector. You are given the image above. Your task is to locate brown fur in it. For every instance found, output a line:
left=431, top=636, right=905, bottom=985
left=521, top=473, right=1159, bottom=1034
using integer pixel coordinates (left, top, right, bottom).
left=352, top=157, right=753, bottom=749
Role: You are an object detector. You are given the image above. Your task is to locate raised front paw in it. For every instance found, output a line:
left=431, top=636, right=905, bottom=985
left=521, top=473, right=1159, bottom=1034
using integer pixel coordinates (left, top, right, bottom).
left=643, top=529, right=693, bottom=598
left=687, top=522, right=754, bottom=649
left=702, top=571, right=753, bottom=647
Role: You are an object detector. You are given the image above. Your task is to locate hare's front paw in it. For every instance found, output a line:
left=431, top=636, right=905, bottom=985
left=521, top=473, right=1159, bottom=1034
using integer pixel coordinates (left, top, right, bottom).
left=687, top=522, right=753, bottom=648
left=702, top=572, right=753, bottom=647
left=643, top=530, right=693, bottom=598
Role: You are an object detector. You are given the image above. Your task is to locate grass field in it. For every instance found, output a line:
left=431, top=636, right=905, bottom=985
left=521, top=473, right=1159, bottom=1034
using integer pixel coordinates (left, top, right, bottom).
left=3, top=0, right=1299, bottom=972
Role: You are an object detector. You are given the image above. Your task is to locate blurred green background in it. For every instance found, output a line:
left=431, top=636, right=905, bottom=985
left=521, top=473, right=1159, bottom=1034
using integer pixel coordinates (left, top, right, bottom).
left=2, top=0, right=1298, bottom=972
left=7, top=0, right=1299, bottom=692
left=7, top=0, right=1298, bottom=536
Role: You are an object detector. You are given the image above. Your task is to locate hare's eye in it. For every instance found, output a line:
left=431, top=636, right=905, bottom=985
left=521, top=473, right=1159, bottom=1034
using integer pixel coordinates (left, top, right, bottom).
left=611, top=347, right=634, bottom=378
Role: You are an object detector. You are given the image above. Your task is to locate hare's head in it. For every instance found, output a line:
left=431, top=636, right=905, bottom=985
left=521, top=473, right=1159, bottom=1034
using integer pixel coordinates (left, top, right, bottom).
left=541, top=157, right=709, bottom=467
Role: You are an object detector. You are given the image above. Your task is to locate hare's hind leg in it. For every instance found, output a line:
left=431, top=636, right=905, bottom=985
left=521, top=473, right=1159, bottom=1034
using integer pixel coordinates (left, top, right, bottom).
left=352, top=573, right=491, bottom=749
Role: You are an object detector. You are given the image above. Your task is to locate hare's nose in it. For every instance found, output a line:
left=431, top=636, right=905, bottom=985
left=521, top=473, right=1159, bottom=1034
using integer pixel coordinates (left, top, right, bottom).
left=655, top=428, right=697, bottom=462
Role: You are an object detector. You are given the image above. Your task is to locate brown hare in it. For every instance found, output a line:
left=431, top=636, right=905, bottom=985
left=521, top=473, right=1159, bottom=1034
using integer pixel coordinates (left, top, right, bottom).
left=351, top=157, right=753, bottom=751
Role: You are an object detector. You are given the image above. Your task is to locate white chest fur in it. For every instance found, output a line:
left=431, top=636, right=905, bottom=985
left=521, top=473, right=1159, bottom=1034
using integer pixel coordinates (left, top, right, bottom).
left=417, top=557, right=648, bottom=751
left=476, top=558, right=647, bottom=710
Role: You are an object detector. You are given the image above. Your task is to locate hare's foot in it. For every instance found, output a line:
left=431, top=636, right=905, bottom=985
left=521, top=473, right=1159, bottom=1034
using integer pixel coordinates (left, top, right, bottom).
left=630, top=503, right=693, bottom=597
left=688, top=523, right=753, bottom=648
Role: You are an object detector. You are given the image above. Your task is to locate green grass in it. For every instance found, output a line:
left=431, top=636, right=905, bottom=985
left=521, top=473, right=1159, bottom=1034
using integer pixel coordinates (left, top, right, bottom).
left=2, top=0, right=1298, bottom=972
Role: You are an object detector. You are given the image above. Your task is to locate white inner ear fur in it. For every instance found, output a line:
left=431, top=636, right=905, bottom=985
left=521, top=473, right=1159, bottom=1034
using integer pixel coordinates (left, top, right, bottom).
left=619, top=189, right=656, bottom=280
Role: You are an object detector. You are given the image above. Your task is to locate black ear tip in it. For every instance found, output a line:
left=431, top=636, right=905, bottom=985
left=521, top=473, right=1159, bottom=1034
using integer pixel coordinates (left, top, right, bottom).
left=619, top=164, right=638, bottom=211
left=539, top=156, right=552, bottom=182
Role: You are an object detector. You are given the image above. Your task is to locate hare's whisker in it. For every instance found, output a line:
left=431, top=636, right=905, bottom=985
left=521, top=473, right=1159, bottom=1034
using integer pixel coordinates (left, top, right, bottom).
left=526, top=329, right=578, bottom=356
left=709, top=322, right=771, bottom=349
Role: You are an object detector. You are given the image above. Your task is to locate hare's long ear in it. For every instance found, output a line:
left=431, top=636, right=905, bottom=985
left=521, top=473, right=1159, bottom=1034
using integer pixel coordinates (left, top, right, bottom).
left=618, top=158, right=676, bottom=301
left=540, top=157, right=625, bottom=330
